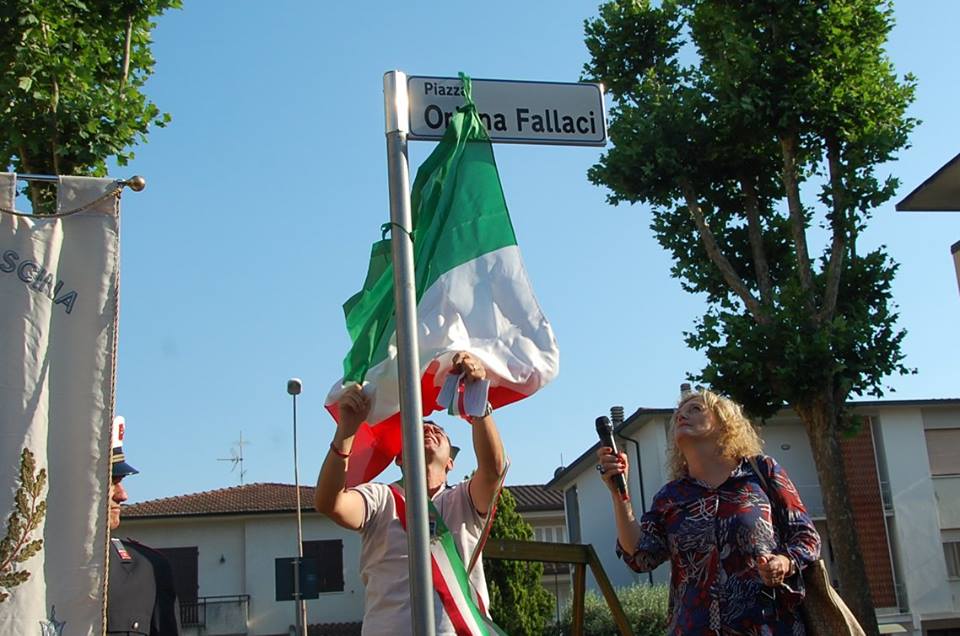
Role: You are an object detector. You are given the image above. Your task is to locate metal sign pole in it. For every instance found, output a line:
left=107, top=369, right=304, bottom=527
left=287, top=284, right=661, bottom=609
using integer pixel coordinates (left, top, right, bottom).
left=383, top=70, right=436, bottom=636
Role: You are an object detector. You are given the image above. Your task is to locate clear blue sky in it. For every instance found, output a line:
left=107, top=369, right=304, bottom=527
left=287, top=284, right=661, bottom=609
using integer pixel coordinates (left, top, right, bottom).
left=114, top=1, right=960, bottom=503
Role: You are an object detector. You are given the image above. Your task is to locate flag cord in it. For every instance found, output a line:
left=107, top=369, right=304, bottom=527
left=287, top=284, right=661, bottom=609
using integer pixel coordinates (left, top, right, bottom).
left=0, top=179, right=138, bottom=218
left=381, top=221, right=413, bottom=241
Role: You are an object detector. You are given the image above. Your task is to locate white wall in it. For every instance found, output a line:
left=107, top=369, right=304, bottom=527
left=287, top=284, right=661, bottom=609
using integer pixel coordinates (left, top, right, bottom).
left=933, top=476, right=960, bottom=528
left=574, top=463, right=636, bottom=590
left=560, top=415, right=672, bottom=593
left=631, top=415, right=671, bottom=586
left=755, top=419, right=823, bottom=518
left=121, top=516, right=244, bottom=598
left=865, top=410, right=952, bottom=618
left=124, top=513, right=366, bottom=636
left=244, top=515, right=364, bottom=635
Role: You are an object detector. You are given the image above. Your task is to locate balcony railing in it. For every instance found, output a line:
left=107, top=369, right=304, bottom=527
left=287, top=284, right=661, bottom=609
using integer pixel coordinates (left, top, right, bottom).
left=879, top=480, right=894, bottom=513
left=179, top=595, right=250, bottom=635
left=180, top=601, right=201, bottom=627
left=893, top=582, right=909, bottom=613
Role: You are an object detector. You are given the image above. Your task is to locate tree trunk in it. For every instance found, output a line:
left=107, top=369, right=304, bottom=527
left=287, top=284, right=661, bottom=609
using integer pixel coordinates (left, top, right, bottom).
left=738, top=173, right=773, bottom=307
left=796, top=391, right=880, bottom=636
left=779, top=134, right=815, bottom=306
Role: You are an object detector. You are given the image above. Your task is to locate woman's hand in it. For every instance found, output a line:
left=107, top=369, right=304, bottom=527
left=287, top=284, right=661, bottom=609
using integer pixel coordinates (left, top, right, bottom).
left=757, top=553, right=793, bottom=587
left=595, top=446, right=629, bottom=495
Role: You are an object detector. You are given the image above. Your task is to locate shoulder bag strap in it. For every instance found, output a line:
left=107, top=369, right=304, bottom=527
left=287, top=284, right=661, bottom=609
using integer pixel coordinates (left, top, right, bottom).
left=748, top=455, right=787, bottom=530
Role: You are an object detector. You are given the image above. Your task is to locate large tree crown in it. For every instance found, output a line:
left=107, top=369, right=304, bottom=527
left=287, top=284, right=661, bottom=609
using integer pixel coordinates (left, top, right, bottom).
left=0, top=0, right=180, bottom=211
left=583, top=0, right=916, bottom=416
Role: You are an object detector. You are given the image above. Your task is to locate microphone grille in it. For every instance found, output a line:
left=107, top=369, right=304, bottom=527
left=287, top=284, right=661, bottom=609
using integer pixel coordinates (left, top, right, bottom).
left=595, top=415, right=612, bottom=434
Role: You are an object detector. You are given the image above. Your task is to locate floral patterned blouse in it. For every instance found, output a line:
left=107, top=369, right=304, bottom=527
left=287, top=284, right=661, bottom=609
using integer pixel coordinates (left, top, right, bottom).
left=618, top=455, right=821, bottom=635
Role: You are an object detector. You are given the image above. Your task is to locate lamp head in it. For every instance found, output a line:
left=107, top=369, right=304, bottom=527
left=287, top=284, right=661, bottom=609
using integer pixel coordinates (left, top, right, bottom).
left=287, top=378, right=302, bottom=395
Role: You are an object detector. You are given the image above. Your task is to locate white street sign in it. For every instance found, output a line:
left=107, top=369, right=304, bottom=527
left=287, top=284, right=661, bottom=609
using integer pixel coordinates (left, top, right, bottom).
left=407, top=76, right=606, bottom=146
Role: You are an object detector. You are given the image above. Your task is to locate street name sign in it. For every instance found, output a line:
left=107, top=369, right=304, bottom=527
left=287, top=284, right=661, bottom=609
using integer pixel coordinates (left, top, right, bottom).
left=407, top=76, right=606, bottom=146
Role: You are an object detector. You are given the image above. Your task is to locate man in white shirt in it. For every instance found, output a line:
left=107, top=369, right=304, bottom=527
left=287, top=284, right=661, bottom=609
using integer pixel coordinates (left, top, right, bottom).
left=314, top=352, right=506, bottom=635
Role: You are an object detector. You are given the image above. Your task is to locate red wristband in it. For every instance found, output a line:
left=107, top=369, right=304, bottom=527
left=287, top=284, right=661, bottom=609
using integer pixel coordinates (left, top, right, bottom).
left=329, top=442, right=351, bottom=458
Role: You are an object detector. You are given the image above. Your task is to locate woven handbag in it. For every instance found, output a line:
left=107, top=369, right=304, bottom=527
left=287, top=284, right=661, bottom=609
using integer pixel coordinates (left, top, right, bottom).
left=747, top=456, right=866, bottom=636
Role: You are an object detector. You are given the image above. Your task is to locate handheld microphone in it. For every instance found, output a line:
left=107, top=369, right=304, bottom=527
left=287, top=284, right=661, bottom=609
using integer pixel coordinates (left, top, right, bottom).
left=596, top=416, right=629, bottom=502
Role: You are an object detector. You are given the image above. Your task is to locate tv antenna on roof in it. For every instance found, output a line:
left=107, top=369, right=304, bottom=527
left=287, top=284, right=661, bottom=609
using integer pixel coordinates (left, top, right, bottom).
left=218, top=431, right=249, bottom=484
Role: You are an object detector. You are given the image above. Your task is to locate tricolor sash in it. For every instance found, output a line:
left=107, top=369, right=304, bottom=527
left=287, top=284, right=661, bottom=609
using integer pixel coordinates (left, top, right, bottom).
left=389, top=482, right=508, bottom=636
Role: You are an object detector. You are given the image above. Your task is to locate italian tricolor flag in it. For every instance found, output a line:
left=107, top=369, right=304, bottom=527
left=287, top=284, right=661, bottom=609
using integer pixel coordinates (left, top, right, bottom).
left=326, top=79, right=559, bottom=487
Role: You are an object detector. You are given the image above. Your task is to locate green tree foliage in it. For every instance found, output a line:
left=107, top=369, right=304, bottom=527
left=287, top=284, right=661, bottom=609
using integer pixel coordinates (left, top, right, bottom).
left=0, top=0, right=180, bottom=213
left=483, top=487, right=555, bottom=635
left=583, top=2, right=915, bottom=633
left=556, top=584, right=669, bottom=636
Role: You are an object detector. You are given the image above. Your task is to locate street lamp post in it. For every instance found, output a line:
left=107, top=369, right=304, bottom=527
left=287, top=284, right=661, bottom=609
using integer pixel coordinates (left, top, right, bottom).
left=287, top=378, right=308, bottom=636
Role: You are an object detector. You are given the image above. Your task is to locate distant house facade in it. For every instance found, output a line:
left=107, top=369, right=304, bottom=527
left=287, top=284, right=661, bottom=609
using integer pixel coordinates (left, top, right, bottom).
left=547, top=398, right=960, bottom=636
left=120, top=484, right=363, bottom=636
left=508, top=484, right=572, bottom=617
left=120, top=483, right=570, bottom=635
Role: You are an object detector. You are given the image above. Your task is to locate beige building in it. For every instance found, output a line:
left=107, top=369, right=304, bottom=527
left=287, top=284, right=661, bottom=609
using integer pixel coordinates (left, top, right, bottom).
left=507, top=484, right=572, bottom=618
left=547, top=398, right=960, bottom=636
left=120, top=483, right=570, bottom=635
left=119, top=483, right=362, bottom=636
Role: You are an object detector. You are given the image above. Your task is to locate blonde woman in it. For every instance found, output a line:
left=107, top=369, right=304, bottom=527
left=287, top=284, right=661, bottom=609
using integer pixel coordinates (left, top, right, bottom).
left=596, top=389, right=821, bottom=635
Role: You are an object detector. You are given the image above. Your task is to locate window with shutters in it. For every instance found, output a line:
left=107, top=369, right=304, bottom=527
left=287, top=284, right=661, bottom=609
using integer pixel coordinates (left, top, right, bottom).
left=156, top=546, right=199, bottom=626
left=925, top=428, right=960, bottom=476
left=303, top=539, right=344, bottom=593
left=156, top=546, right=199, bottom=604
left=275, top=539, right=344, bottom=601
left=944, top=542, right=960, bottom=578
left=534, top=525, right=567, bottom=543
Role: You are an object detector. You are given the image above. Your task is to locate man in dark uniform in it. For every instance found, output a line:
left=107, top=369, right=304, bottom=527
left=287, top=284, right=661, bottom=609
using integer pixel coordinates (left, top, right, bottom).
left=107, top=416, right=181, bottom=636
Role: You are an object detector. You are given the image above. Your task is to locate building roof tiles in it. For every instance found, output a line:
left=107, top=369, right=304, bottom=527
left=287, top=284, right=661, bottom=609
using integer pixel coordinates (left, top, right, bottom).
left=122, top=482, right=563, bottom=519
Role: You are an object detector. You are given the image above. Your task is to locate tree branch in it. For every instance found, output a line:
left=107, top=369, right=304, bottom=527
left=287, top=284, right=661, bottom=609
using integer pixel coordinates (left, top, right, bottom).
left=50, top=76, right=59, bottom=175
left=819, top=138, right=847, bottom=323
left=739, top=174, right=773, bottom=307
left=779, top=134, right=816, bottom=309
left=18, top=145, right=43, bottom=213
left=120, top=14, right=133, bottom=92
left=39, top=21, right=59, bottom=174
left=680, top=178, right=769, bottom=324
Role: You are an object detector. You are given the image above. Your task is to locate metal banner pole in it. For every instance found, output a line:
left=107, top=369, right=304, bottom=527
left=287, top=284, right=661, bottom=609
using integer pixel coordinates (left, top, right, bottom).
left=383, top=70, right=436, bottom=636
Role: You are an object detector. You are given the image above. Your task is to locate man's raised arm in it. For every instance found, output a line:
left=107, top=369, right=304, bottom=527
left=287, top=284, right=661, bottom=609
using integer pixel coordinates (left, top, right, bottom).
left=453, top=352, right=507, bottom=514
left=314, top=385, right=368, bottom=530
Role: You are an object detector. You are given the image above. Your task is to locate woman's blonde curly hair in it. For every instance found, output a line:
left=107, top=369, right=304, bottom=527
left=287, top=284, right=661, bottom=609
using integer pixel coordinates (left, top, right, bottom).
left=666, top=388, right=764, bottom=480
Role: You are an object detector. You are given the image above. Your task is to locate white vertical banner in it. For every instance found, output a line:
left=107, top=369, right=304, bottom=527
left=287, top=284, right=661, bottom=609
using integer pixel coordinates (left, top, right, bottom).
left=0, top=173, right=120, bottom=635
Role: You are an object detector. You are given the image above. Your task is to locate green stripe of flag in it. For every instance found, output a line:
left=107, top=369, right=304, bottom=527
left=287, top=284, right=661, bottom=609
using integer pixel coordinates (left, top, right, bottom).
left=342, top=74, right=518, bottom=383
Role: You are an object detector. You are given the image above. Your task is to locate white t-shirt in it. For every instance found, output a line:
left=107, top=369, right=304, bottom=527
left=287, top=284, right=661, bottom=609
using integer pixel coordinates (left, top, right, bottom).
left=352, top=481, right=489, bottom=635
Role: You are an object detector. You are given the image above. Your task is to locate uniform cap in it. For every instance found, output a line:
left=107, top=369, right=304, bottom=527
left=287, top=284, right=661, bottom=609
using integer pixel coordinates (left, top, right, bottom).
left=111, top=416, right=139, bottom=478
